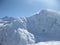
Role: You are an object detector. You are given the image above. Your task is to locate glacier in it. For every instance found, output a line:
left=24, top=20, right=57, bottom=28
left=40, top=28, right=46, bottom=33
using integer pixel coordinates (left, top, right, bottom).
left=0, top=9, right=60, bottom=45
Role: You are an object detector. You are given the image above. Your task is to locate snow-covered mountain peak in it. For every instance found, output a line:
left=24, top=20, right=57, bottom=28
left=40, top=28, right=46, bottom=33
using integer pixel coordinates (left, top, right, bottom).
left=1, top=16, right=15, bottom=21
left=27, top=9, right=60, bottom=43
left=0, top=9, right=60, bottom=45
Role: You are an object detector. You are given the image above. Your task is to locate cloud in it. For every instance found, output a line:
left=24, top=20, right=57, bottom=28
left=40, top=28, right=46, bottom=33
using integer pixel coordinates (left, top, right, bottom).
left=26, top=0, right=58, bottom=8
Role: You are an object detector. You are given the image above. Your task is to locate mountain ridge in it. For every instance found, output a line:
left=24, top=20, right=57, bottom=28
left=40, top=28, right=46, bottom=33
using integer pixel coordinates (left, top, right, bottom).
left=0, top=9, right=60, bottom=45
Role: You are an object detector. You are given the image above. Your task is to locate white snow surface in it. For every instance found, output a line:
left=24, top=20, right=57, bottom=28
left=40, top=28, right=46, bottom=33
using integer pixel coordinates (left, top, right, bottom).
left=0, top=9, right=60, bottom=45
left=29, top=41, right=60, bottom=45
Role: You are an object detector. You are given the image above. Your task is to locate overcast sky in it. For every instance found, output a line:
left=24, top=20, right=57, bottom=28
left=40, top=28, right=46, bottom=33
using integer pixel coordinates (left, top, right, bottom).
left=0, top=0, right=60, bottom=17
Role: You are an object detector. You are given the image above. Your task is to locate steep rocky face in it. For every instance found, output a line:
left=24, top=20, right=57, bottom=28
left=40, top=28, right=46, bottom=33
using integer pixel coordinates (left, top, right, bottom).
left=27, top=9, right=60, bottom=42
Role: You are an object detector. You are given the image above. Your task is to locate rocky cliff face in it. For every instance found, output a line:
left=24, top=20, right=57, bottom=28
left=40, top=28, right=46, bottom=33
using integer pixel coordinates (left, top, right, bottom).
left=27, top=9, right=60, bottom=42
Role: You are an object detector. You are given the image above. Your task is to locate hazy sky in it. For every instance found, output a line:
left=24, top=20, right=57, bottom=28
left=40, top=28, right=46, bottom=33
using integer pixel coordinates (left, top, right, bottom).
left=0, top=0, right=60, bottom=17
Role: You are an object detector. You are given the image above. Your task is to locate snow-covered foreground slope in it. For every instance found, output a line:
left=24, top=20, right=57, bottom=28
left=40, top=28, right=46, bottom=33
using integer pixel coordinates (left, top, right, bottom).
left=30, top=41, right=60, bottom=45
left=0, top=9, right=60, bottom=45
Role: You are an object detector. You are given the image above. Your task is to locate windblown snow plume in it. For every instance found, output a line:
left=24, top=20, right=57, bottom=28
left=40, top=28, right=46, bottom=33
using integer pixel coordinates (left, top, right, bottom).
left=0, top=9, right=60, bottom=45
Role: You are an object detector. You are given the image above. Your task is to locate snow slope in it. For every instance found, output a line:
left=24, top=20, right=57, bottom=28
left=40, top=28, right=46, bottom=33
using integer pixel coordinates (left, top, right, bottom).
left=0, top=9, right=60, bottom=45
left=0, top=16, right=35, bottom=45
left=30, top=41, right=60, bottom=45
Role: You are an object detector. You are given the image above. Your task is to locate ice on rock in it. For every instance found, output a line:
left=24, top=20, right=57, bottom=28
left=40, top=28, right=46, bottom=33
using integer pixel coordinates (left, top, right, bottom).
left=27, top=9, right=60, bottom=42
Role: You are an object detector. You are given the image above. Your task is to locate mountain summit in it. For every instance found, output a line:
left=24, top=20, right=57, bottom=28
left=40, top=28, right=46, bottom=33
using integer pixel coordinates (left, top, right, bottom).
left=27, top=9, right=60, bottom=42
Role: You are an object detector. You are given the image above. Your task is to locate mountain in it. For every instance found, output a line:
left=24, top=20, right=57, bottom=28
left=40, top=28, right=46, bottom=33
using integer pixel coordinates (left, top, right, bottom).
left=27, top=9, right=60, bottom=42
left=0, top=16, right=35, bottom=45
left=0, top=9, right=60, bottom=45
